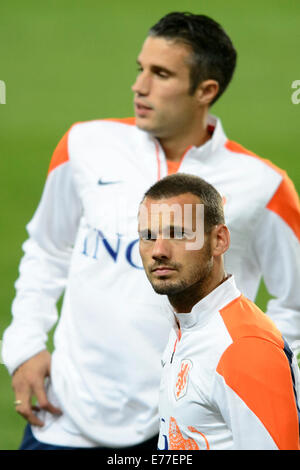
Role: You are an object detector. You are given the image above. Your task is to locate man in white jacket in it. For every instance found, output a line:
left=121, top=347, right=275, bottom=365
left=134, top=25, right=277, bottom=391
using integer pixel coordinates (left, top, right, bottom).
left=138, top=173, right=300, bottom=450
left=2, top=12, right=300, bottom=450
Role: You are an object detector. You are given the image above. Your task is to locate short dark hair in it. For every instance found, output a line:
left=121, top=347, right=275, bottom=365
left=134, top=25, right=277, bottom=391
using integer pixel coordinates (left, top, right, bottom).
left=142, top=173, right=225, bottom=232
left=149, top=12, right=237, bottom=104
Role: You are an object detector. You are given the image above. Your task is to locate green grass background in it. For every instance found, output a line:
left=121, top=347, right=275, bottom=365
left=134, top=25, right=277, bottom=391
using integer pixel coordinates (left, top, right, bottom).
left=0, top=0, right=299, bottom=450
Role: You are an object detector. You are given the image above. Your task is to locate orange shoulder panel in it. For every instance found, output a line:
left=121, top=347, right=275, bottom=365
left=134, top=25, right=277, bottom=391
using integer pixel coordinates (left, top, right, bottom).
left=267, top=177, right=300, bottom=241
left=219, top=295, right=284, bottom=346
left=225, top=140, right=300, bottom=241
left=47, top=129, right=71, bottom=175
left=104, top=117, right=136, bottom=126
left=225, top=140, right=286, bottom=176
left=218, top=296, right=299, bottom=450
left=216, top=337, right=300, bottom=450
left=47, top=118, right=136, bottom=176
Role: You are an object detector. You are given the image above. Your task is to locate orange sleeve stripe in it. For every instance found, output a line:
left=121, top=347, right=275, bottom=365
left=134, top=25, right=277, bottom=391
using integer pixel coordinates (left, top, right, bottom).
left=47, top=118, right=136, bottom=176
left=104, top=117, right=136, bottom=126
left=216, top=338, right=300, bottom=450
left=47, top=129, right=70, bottom=175
left=225, top=140, right=286, bottom=176
left=267, top=176, right=300, bottom=241
left=218, top=296, right=299, bottom=450
left=225, top=140, right=300, bottom=240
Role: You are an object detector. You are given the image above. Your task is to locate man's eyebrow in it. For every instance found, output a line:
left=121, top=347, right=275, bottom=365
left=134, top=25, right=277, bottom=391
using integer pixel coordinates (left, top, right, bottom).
left=151, top=64, right=174, bottom=75
left=136, top=59, right=174, bottom=75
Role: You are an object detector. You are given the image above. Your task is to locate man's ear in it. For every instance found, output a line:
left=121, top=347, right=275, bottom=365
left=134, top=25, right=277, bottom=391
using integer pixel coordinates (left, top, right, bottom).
left=211, top=224, right=230, bottom=257
left=195, top=79, right=219, bottom=107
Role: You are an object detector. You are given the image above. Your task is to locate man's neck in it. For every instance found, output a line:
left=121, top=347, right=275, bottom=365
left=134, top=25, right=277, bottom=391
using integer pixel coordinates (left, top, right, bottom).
left=157, top=112, right=212, bottom=162
left=169, top=270, right=228, bottom=314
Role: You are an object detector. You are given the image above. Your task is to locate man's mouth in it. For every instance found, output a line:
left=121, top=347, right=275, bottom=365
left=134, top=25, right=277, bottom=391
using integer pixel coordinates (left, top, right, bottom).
left=134, top=100, right=153, bottom=116
left=151, top=266, right=176, bottom=276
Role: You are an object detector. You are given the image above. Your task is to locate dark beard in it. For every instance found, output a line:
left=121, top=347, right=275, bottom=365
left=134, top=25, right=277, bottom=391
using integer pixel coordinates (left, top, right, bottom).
left=151, top=278, right=192, bottom=296
left=149, top=242, right=214, bottom=311
left=151, top=256, right=213, bottom=298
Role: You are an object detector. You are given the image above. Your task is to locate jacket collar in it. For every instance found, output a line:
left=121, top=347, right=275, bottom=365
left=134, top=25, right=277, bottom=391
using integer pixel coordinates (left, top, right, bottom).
left=164, top=275, right=241, bottom=332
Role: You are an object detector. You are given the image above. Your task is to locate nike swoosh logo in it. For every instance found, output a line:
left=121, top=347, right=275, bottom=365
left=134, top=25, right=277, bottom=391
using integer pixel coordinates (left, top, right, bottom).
left=97, top=179, right=122, bottom=185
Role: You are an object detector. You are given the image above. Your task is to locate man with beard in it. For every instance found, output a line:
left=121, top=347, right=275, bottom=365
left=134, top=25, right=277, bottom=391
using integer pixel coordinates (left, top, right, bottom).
left=138, top=173, right=300, bottom=450
left=3, top=12, right=300, bottom=450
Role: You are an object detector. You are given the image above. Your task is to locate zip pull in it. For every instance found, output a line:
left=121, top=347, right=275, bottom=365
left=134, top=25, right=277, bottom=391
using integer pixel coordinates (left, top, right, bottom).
left=170, top=339, right=178, bottom=364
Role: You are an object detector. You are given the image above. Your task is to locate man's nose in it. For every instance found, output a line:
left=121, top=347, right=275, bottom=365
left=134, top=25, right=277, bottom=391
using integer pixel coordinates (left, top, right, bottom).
left=132, top=71, right=150, bottom=96
left=152, top=237, right=172, bottom=260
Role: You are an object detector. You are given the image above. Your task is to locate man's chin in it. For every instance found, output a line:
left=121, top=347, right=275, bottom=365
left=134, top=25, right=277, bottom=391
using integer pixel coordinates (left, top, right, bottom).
left=135, top=116, right=161, bottom=136
left=151, top=281, right=184, bottom=296
left=135, top=117, right=152, bottom=132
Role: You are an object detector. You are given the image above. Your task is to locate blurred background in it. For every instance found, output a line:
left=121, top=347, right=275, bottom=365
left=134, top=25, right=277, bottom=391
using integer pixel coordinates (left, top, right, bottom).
left=0, top=0, right=299, bottom=450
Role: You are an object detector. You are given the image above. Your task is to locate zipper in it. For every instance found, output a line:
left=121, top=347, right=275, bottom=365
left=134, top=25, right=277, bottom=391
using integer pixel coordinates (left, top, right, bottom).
left=170, top=328, right=181, bottom=363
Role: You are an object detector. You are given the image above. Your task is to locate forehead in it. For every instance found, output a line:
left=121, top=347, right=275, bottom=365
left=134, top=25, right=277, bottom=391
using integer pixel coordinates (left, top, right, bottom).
left=139, top=193, right=202, bottom=228
left=138, top=36, right=192, bottom=70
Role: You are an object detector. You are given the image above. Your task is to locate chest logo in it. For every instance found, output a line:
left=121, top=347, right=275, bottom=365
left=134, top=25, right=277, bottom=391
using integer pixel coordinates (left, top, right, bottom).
left=175, top=359, right=192, bottom=400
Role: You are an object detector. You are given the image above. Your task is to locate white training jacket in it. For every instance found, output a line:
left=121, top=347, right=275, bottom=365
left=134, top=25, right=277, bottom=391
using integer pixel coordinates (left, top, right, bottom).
left=2, top=115, right=300, bottom=447
left=158, top=276, right=300, bottom=450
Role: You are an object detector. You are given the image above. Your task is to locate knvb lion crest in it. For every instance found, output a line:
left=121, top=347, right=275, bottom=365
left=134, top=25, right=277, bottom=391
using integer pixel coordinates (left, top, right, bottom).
left=175, top=359, right=193, bottom=400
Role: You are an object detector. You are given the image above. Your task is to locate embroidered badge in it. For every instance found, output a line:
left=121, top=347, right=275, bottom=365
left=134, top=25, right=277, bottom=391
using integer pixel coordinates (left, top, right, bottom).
left=168, top=417, right=210, bottom=450
left=175, top=359, right=192, bottom=400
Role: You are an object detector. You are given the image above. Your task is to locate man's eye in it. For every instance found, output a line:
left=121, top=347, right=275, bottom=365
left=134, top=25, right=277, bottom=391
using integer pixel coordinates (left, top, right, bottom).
left=157, top=71, right=168, bottom=79
left=174, top=228, right=185, bottom=239
left=140, top=231, right=155, bottom=241
left=167, top=227, right=185, bottom=239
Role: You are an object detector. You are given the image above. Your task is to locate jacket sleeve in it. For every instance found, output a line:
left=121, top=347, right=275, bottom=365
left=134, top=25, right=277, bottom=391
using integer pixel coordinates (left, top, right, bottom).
left=251, top=174, right=300, bottom=351
left=213, top=337, right=300, bottom=450
left=2, top=129, right=82, bottom=375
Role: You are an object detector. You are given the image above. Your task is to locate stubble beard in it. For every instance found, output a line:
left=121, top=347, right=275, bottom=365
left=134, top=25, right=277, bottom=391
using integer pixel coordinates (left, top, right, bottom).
left=150, top=276, right=191, bottom=296
left=148, top=253, right=213, bottom=300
